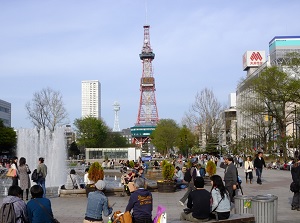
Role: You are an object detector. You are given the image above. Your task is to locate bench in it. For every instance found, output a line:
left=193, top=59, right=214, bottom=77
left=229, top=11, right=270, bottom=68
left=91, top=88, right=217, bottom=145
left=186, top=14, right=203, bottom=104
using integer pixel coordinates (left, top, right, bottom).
left=170, top=214, right=255, bottom=223
left=59, top=187, right=125, bottom=197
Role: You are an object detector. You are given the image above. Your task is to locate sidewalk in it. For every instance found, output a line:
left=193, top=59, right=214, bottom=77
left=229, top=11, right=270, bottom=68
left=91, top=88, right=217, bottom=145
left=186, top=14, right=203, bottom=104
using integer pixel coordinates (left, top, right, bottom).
left=1, top=167, right=299, bottom=223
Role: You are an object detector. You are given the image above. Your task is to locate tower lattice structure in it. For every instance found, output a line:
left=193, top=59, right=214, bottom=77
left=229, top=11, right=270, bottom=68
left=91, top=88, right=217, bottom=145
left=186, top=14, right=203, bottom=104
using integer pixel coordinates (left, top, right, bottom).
left=136, top=25, right=159, bottom=125
left=113, top=101, right=120, bottom=132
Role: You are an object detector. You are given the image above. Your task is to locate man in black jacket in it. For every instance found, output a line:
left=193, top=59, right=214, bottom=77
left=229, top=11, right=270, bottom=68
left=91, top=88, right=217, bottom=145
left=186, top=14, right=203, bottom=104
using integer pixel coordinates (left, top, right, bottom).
left=253, top=152, right=266, bottom=185
left=180, top=177, right=211, bottom=222
left=220, top=155, right=237, bottom=203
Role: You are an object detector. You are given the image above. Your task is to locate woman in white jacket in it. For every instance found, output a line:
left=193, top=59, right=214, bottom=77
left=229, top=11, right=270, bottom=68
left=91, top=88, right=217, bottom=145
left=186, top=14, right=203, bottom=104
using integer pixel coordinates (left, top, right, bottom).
left=244, top=156, right=254, bottom=184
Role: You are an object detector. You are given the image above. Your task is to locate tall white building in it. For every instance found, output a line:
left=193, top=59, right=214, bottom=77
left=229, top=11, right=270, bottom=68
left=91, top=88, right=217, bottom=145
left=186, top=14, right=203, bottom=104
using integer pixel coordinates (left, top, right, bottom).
left=81, top=80, right=101, bottom=119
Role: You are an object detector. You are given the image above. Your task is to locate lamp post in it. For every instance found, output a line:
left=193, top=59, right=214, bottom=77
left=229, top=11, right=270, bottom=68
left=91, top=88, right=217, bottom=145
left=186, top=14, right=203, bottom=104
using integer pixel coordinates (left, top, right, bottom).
left=185, top=135, right=188, bottom=158
left=243, top=134, right=246, bottom=154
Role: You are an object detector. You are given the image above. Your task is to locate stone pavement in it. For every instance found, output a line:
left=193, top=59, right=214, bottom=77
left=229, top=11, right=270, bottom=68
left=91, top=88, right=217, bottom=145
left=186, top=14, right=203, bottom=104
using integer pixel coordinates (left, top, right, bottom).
left=1, top=167, right=299, bottom=223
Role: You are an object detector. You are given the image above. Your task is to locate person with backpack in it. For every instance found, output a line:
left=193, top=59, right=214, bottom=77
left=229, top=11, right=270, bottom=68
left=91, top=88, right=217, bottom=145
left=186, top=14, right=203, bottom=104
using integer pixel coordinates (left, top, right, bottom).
left=179, top=158, right=198, bottom=206
left=36, top=157, right=47, bottom=198
left=0, top=185, right=28, bottom=223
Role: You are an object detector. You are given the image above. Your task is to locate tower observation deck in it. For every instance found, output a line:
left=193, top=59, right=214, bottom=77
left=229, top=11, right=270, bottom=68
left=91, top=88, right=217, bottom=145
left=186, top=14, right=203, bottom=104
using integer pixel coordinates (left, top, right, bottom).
left=131, top=25, right=159, bottom=148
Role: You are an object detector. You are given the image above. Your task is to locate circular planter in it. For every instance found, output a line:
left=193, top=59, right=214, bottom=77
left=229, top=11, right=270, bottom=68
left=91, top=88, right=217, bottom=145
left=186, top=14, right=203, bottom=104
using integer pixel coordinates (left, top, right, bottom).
left=157, top=181, right=176, bottom=193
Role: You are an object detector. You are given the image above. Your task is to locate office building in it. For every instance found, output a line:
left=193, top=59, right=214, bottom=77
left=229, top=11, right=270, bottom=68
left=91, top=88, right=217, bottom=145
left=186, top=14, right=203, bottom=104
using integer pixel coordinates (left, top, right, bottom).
left=0, top=99, right=11, bottom=127
left=81, top=80, right=101, bottom=119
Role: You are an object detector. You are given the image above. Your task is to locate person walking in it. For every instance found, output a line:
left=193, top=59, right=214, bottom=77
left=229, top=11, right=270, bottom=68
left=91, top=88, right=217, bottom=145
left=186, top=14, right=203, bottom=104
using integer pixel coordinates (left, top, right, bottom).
left=37, top=157, right=47, bottom=197
left=244, top=156, right=254, bottom=184
left=18, top=157, right=31, bottom=200
left=291, top=155, right=300, bottom=210
left=179, top=158, right=198, bottom=206
left=220, top=155, right=237, bottom=203
left=253, top=152, right=266, bottom=185
left=11, top=156, right=19, bottom=186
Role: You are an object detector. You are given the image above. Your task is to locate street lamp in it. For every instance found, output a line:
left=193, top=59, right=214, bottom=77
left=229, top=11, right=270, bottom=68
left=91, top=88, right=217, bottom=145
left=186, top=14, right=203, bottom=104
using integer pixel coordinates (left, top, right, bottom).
left=185, top=135, right=188, bottom=158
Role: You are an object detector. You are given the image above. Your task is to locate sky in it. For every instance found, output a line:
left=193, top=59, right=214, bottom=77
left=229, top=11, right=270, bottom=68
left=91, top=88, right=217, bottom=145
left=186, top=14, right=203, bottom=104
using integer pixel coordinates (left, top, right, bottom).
left=1, top=0, right=300, bottom=131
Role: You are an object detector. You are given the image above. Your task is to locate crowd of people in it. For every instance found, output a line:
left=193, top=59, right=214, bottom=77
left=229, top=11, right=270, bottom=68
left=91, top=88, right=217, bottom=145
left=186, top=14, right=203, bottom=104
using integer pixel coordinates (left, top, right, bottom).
left=2, top=151, right=300, bottom=222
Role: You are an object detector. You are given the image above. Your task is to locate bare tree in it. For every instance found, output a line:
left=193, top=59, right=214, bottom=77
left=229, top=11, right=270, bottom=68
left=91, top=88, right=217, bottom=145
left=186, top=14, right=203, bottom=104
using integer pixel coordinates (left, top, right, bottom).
left=25, top=87, right=68, bottom=131
left=183, top=88, right=225, bottom=152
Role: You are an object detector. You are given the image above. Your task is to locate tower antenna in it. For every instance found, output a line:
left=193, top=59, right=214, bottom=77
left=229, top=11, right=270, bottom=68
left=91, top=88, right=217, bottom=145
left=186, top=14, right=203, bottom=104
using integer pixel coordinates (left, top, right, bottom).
left=113, top=101, right=120, bottom=132
left=145, top=0, right=148, bottom=24
left=130, top=25, right=159, bottom=149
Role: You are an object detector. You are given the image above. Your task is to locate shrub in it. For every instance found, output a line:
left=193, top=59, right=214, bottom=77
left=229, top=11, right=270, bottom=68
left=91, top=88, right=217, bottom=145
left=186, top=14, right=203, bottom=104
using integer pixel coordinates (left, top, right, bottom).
left=162, top=162, right=175, bottom=181
left=88, top=162, right=104, bottom=183
left=128, top=160, right=135, bottom=168
left=206, top=160, right=216, bottom=177
left=161, top=160, right=167, bottom=168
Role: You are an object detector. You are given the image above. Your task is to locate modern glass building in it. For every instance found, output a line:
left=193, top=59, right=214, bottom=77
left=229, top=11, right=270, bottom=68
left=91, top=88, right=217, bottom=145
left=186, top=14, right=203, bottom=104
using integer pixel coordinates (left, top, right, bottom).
left=0, top=99, right=11, bottom=127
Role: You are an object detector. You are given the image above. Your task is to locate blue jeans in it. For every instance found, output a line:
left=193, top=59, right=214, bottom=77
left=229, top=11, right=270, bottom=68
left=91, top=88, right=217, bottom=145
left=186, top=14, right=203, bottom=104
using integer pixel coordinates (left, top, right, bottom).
left=256, top=168, right=262, bottom=184
left=38, top=178, right=46, bottom=197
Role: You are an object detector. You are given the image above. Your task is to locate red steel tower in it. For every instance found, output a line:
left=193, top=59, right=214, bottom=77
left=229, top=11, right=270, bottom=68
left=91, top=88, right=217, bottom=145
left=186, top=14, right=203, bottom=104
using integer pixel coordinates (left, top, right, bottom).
left=136, top=25, right=159, bottom=125
left=131, top=25, right=159, bottom=148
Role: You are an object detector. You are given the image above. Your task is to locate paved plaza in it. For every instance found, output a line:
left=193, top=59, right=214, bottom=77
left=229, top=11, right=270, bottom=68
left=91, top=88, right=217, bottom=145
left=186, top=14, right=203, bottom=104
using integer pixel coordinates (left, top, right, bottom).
left=1, top=166, right=299, bottom=223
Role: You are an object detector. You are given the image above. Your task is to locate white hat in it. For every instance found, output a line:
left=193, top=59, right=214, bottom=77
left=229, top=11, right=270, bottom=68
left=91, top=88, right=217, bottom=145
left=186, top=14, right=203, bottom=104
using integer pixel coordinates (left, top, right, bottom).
left=95, top=180, right=106, bottom=190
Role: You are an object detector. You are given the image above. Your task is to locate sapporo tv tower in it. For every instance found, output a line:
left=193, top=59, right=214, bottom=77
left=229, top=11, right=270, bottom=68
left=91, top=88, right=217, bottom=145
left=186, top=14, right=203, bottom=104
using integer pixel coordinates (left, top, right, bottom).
left=130, top=25, right=159, bottom=149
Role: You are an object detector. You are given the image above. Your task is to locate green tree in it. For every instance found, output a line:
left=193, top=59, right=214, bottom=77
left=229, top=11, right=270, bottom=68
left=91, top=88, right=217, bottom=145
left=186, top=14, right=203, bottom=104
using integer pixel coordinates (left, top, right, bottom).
left=176, top=125, right=196, bottom=156
left=74, top=116, right=109, bottom=148
left=68, top=141, right=80, bottom=158
left=105, top=132, right=129, bottom=148
left=150, top=119, right=180, bottom=155
left=0, top=120, right=17, bottom=155
left=244, top=66, right=300, bottom=158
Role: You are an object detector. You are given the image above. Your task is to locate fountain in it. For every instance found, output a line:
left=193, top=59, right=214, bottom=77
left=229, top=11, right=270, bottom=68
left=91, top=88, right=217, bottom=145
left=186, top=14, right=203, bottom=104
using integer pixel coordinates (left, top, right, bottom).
left=1, top=127, right=158, bottom=197
left=17, top=127, right=67, bottom=187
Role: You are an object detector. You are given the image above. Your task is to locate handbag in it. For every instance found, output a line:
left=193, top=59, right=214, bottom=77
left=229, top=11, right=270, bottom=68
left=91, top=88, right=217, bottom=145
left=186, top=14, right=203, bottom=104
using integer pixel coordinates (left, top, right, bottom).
left=112, top=211, right=132, bottom=223
left=70, top=174, right=78, bottom=189
left=6, top=168, right=17, bottom=177
left=26, top=165, right=31, bottom=174
left=183, top=208, right=192, bottom=214
left=33, top=199, right=60, bottom=223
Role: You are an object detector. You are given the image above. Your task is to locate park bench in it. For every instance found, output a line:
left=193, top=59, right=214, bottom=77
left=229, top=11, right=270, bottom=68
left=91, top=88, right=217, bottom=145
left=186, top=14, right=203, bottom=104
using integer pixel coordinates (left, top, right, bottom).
left=59, top=187, right=124, bottom=197
left=170, top=214, right=255, bottom=223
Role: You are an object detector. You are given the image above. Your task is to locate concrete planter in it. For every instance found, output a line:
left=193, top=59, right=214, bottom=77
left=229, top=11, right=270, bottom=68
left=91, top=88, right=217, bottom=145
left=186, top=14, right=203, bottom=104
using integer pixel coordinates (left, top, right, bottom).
left=157, top=181, right=176, bottom=193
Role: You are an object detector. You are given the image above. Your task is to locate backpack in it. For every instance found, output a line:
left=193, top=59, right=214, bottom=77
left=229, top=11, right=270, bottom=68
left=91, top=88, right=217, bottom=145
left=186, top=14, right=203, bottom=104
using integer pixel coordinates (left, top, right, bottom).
left=31, top=169, right=39, bottom=182
left=290, top=182, right=300, bottom=192
left=0, top=202, right=16, bottom=223
left=184, top=167, right=194, bottom=182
